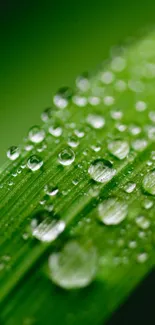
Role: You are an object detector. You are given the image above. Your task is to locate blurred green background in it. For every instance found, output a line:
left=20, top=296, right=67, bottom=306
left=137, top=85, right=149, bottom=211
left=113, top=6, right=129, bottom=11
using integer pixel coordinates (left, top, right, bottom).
left=0, top=0, right=155, bottom=165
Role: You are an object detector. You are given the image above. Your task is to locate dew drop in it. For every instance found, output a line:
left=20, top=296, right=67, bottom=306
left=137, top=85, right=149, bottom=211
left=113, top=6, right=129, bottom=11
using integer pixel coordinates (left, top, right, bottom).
left=86, top=114, right=105, bottom=129
left=7, top=146, right=20, bottom=161
left=98, top=197, right=128, bottom=225
left=67, top=135, right=79, bottom=148
left=44, top=184, right=59, bottom=197
left=72, top=95, right=87, bottom=107
left=135, top=101, right=147, bottom=112
left=100, top=71, right=114, bottom=84
left=49, top=123, right=63, bottom=137
left=136, top=215, right=150, bottom=230
left=53, top=87, right=73, bottom=109
left=132, top=139, right=148, bottom=152
left=108, top=140, right=129, bottom=160
left=41, top=107, right=55, bottom=122
left=142, top=170, right=155, bottom=195
left=48, top=240, right=98, bottom=289
left=143, top=199, right=153, bottom=210
left=58, top=148, right=75, bottom=166
left=111, top=56, right=126, bottom=72
left=88, top=159, right=116, bottom=183
left=104, top=96, right=115, bottom=106
left=114, top=79, right=127, bottom=92
left=27, top=155, right=43, bottom=171
left=124, top=182, right=136, bottom=193
left=137, top=252, right=148, bottom=263
left=31, top=210, right=65, bottom=243
left=28, top=126, right=45, bottom=144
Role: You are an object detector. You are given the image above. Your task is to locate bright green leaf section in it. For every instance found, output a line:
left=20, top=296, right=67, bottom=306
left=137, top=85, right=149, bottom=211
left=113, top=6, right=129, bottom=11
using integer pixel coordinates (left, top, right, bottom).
left=1, top=31, right=155, bottom=325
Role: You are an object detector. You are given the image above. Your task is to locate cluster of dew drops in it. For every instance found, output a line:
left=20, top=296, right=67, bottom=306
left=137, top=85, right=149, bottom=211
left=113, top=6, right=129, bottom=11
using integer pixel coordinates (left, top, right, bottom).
left=3, top=37, right=155, bottom=289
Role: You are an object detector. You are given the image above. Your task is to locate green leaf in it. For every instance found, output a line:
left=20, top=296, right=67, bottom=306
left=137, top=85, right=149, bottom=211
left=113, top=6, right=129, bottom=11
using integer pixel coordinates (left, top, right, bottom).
left=1, top=31, right=155, bottom=325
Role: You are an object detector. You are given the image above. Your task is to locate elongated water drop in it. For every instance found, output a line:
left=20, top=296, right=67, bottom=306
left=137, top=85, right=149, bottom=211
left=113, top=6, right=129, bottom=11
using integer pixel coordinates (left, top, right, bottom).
left=108, top=140, right=129, bottom=160
left=98, top=197, right=128, bottom=225
left=88, top=159, right=116, bottom=183
left=142, top=170, right=155, bottom=195
left=27, top=155, right=43, bottom=171
left=48, top=240, right=98, bottom=289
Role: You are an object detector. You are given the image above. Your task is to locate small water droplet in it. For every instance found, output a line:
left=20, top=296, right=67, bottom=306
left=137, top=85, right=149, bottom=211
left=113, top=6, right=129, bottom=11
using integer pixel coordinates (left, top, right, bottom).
left=72, top=95, right=87, bottom=107
left=67, top=135, right=79, bottom=148
left=41, top=107, right=55, bottom=122
left=136, top=215, right=150, bottom=230
left=76, top=73, right=90, bottom=92
left=114, top=79, right=127, bottom=92
left=135, top=101, right=147, bottom=112
left=58, top=148, right=75, bottom=166
left=27, top=155, right=43, bottom=171
left=143, top=199, right=153, bottom=210
left=44, top=184, right=59, bottom=197
left=100, top=71, right=114, bottom=84
left=104, top=96, right=115, bottom=106
left=49, top=123, right=63, bottom=137
left=108, top=140, right=129, bottom=160
left=124, top=182, right=136, bottom=193
left=137, top=252, right=148, bottom=263
left=98, top=197, right=128, bottom=225
left=142, top=170, right=155, bottom=195
left=7, top=146, right=20, bottom=161
left=111, top=56, right=126, bottom=72
left=53, top=87, right=73, bottom=109
left=88, top=159, right=116, bottom=183
left=86, top=114, right=105, bottom=129
left=128, top=240, right=137, bottom=249
left=31, top=210, right=65, bottom=243
left=28, top=126, right=45, bottom=144
left=48, top=240, right=98, bottom=289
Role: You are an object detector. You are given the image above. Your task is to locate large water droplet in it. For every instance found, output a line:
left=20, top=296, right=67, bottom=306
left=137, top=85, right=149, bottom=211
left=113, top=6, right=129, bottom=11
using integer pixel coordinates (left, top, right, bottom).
left=27, top=155, right=43, bottom=171
left=49, top=122, right=63, bottom=137
left=58, top=148, right=75, bottom=166
left=48, top=240, right=98, bottom=289
left=31, top=210, right=65, bottom=243
left=88, top=159, right=116, bottom=183
left=108, top=140, right=129, bottom=160
left=86, top=114, right=105, bottom=129
left=28, top=126, right=45, bottom=144
left=142, top=170, right=155, bottom=195
left=53, top=87, right=73, bottom=109
left=7, top=146, right=20, bottom=161
left=41, top=107, right=55, bottom=122
left=98, top=197, right=128, bottom=225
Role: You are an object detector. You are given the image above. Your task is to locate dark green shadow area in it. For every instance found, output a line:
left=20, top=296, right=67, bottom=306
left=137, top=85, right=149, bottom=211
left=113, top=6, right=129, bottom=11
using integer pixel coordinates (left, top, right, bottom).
left=0, top=0, right=155, bottom=164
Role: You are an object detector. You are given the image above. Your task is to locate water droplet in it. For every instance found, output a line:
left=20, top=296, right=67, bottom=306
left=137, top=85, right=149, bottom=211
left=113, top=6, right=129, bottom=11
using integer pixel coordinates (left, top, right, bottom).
left=124, top=182, right=136, bottom=193
left=58, top=148, right=75, bottom=166
left=136, top=216, right=150, bottom=230
left=147, top=125, right=155, bottom=140
left=100, top=71, right=114, bottom=84
left=143, top=199, right=153, bottom=210
left=137, top=252, right=148, bottom=263
left=86, top=114, right=105, bottom=129
left=129, top=124, right=141, bottom=136
left=41, top=107, right=55, bottom=122
left=98, top=197, right=128, bottom=225
left=7, top=146, right=20, bottom=161
left=28, top=126, right=45, bottom=144
left=149, top=111, right=155, bottom=123
left=88, top=159, right=116, bottom=183
left=142, top=170, right=155, bottom=195
left=128, top=240, right=137, bottom=249
left=31, top=210, right=65, bottom=243
left=48, top=240, right=98, bottom=289
left=27, top=155, right=43, bottom=171
left=132, top=139, right=148, bottom=152
left=108, top=140, right=129, bottom=160
left=53, top=87, right=73, bottom=109
left=104, top=96, right=115, bottom=106
left=44, top=184, right=59, bottom=197
left=49, top=123, right=63, bottom=137
left=72, top=95, right=87, bottom=107
left=67, top=135, right=79, bottom=148
left=135, top=101, right=147, bottom=112
left=76, top=73, right=90, bottom=92
left=111, top=110, right=123, bottom=120
left=88, top=96, right=101, bottom=106
left=111, top=56, right=126, bottom=72
left=74, top=129, right=85, bottom=138
left=114, top=79, right=127, bottom=92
